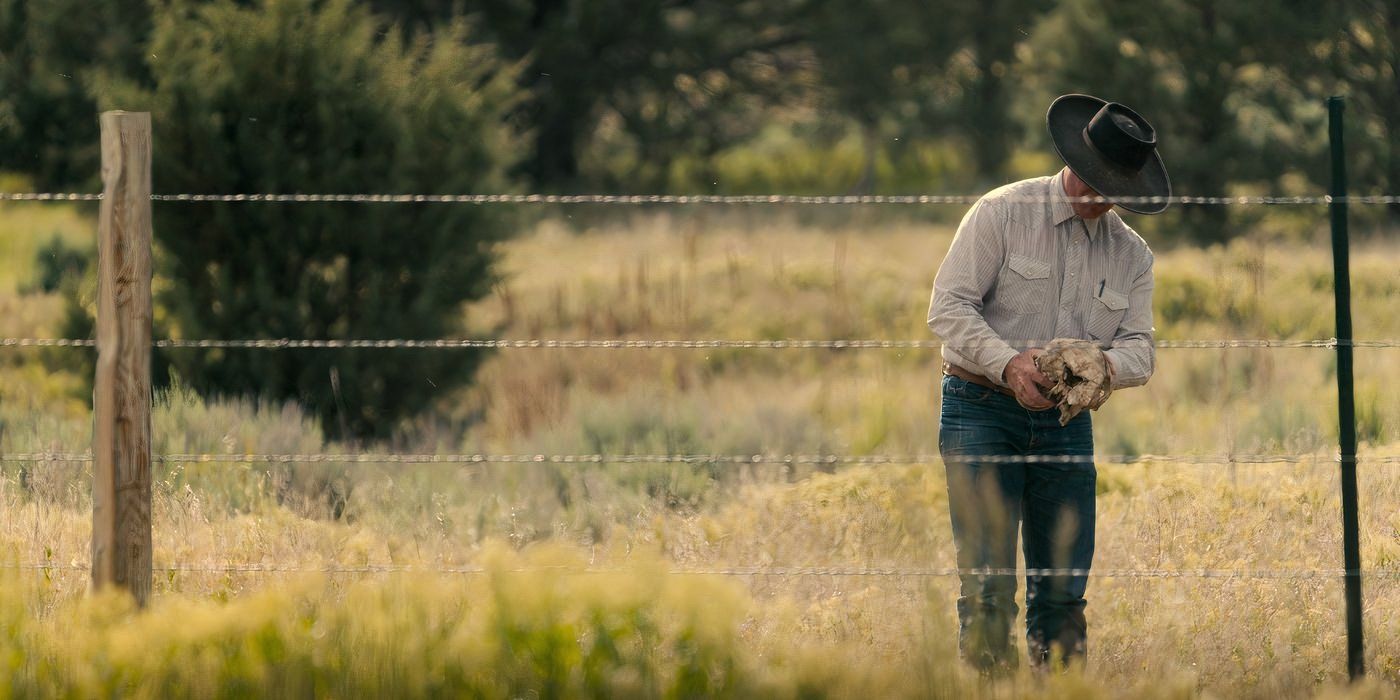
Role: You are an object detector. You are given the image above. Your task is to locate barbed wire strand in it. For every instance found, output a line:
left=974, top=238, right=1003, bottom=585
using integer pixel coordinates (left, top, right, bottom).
left=3, top=192, right=1400, bottom=205
left=6, top=561, right=1397, bottom=579
left=3, top=338, right=1398, bottom=349
left=3, top=452, right=1396, bottom=465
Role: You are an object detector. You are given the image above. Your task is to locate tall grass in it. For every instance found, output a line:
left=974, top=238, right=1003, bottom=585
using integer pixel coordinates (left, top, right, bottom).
left=0, top=200, right=1397, bottom=696
left=0, top=545, right=865, bottom=698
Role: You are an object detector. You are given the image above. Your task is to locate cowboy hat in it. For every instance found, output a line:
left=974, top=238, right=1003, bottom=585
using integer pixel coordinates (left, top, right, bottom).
left=1047, top=94, right=1171, bottom=215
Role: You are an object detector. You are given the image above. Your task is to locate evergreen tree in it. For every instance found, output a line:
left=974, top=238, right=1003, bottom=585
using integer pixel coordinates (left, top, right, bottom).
left=101, top=0, right=521, bottom=441
left=1318, top=1, right=1400, bottom=224
left=801, top=0, right=928, bottom=193
left=0, top=0, right=152, bottom=189
left=458, top=0, right=812, bottom=191
left=1025, top=0, right=1332, bottom=243
left=804, top=0, right=1054, bottom=191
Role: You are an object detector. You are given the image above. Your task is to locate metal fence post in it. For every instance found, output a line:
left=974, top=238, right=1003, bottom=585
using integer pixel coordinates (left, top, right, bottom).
left=92, top=111, right=153, bottom=606
left=1327, top=95, right=1364, bottom=680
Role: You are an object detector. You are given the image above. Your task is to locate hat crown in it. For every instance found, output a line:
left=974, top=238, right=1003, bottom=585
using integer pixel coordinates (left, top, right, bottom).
left=1046, top=93, right=1170, bottom=214
left=1084, top=103, right=1156, bottom=172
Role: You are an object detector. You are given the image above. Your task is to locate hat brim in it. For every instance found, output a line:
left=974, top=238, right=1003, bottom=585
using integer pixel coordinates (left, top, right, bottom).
left=1047, top=94, right=1171, bottom=215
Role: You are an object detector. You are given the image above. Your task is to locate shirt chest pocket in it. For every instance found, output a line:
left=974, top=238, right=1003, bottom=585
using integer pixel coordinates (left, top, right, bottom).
left=1087, top=287, right=1129, bottom=341
left=995, top=253, right=1053, bottom=313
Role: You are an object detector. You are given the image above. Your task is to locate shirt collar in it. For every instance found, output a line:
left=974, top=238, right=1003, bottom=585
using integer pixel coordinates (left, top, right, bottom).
left=1050, top=170, right=1077, bottom=227
left=1051, top=169, right=1104, bottom=239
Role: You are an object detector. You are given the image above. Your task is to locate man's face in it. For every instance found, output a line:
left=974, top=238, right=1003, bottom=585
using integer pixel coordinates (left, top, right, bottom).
left=1063, top=168, right=1114, bottom=220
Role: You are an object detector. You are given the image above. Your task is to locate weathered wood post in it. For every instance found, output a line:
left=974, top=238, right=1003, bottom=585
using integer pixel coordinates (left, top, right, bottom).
left=92, top=111, right=153, bottom=606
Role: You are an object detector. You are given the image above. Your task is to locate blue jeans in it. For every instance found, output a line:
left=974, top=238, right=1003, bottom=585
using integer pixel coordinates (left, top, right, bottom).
left=938, top=375, right=1096, bottom=670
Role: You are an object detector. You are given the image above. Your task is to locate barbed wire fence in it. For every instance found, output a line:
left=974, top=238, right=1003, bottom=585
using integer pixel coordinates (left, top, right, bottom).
left=1, top=203, right=1395, bottom=514
left=1, top=192, right=1397, bottom=575
left=2, top=269, right=1396, bottom=574
left=0, top=109, right=1396, bottom=679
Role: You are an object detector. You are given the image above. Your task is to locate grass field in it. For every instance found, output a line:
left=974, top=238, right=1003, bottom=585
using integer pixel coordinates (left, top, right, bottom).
left=0, top=198, right=1397, bottom=697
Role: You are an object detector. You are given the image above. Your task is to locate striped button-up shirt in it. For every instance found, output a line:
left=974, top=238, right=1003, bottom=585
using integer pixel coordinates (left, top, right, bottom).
left=927, top=171, right=1155, bottom=389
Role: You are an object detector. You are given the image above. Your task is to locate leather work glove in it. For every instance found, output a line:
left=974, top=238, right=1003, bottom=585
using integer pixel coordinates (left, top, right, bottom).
left=1034, top=338, right=1115, bottom=426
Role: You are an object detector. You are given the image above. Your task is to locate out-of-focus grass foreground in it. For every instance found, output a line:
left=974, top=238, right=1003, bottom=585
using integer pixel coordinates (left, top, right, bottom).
left=2, top=199, right=1398, bottom=698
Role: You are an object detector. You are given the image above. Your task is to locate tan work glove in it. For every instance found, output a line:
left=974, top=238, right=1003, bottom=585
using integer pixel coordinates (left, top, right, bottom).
left=1034, top=338, right=1115, bottom=426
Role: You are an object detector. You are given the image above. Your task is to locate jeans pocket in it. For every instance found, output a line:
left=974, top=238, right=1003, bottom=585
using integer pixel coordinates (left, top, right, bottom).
left=942, top=375, right=997, bottom=403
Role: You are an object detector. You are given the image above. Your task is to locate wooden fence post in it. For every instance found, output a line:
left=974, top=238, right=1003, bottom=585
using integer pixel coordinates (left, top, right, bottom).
left=92, top=111, right=153, bottom=606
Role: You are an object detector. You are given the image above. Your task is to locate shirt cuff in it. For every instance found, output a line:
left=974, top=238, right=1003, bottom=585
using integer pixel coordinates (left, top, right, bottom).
left=1103, top=347, right=1149, bottom=389
left=987, top=347, right=1020, bottom=388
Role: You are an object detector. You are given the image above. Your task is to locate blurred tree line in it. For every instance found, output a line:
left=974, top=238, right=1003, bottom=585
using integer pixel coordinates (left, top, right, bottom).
left=4, top=0, right=1397, bottom=214
left=1, top=0, right=1394, bottom=439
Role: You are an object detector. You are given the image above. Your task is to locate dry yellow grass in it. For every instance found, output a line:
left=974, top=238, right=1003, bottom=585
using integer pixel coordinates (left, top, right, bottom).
left=0, top=203, right=1396, bottom=697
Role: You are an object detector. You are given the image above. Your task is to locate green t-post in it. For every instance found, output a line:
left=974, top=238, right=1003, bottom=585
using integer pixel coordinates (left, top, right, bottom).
left=1327, top=95, right=1363, bottom=680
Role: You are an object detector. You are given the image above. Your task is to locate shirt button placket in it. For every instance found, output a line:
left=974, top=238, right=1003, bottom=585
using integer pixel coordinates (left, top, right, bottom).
left=1058, top=224, right=1087, bottom=335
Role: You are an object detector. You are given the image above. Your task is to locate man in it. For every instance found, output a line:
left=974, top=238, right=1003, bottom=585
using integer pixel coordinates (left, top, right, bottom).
left=927, top=94, right=1169, bottom=671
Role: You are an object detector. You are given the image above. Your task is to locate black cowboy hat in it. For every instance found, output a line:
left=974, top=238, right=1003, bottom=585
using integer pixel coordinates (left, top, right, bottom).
left=1047, top=94, right=1171, bottom=215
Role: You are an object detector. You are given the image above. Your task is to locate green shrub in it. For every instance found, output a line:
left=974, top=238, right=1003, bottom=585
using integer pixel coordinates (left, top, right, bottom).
left=25, top=235, right=90, bottom=295
left=1, top=545, right=780, bottom=698
left=98, top=0, right=521, bottom=441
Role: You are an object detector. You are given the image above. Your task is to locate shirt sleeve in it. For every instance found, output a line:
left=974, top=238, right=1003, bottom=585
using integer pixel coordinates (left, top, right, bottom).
left=927, top=197, right=1020, bottom=385
left=1103, top=249, right=1155, bottom=388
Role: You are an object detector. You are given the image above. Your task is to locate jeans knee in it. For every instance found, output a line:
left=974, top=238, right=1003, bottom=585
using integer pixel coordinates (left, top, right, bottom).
left=959, top=590, right=1018, bottom=621
left=1027, top=577, right=1087, bottom=610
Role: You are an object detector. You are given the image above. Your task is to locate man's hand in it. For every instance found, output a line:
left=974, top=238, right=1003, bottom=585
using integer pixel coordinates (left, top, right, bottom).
left=1003, top=348, right=1054, bottom=410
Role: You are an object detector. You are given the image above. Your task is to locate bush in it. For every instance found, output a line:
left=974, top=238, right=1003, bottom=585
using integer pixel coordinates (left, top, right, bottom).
left=100, top=0, right=521, bottom=440
left=2, top=545, right=777, bottom=698
left=25, top=235, right=90, bottom=295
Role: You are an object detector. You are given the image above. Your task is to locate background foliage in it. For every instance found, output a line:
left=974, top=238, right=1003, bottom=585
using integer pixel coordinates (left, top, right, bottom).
left=96, top=0, right=519, bottom=440
left=5, top=0, right=1398, bottom=208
